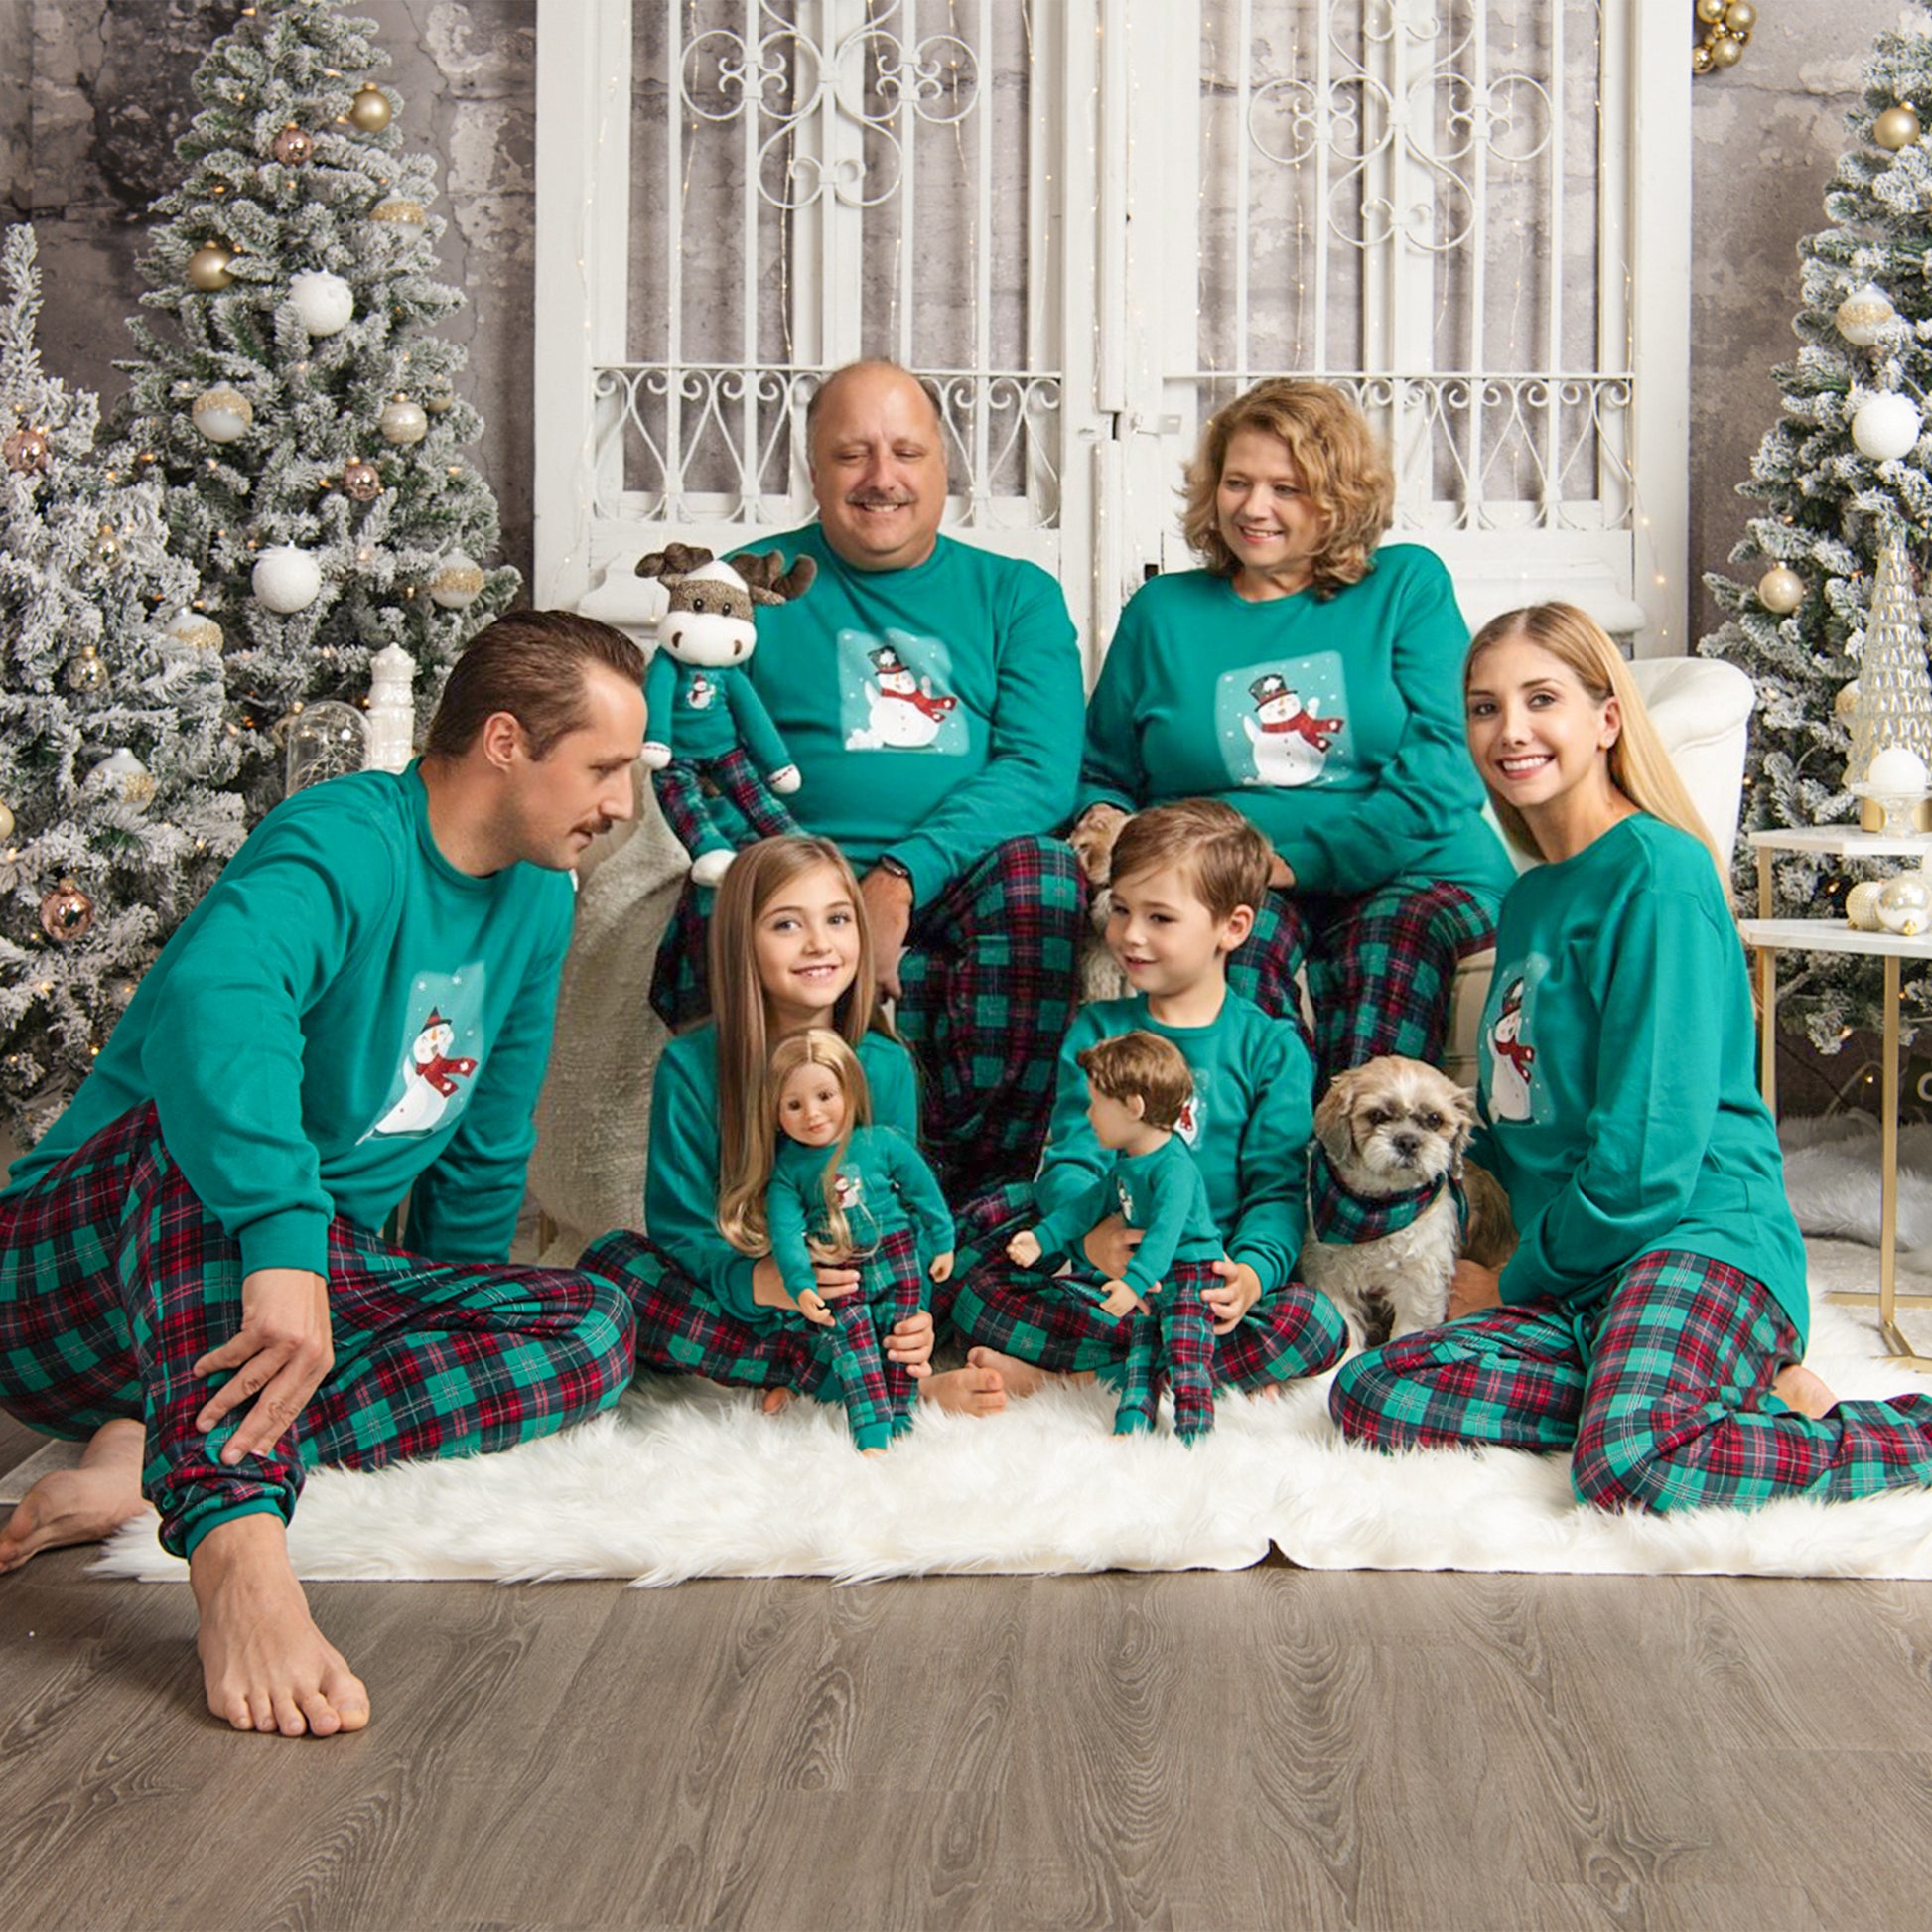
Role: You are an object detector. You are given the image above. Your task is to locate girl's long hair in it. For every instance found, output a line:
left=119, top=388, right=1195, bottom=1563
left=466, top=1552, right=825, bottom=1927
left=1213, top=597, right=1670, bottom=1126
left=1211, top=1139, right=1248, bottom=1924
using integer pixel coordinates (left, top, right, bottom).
left=719, top=1029, right=874, bottom=1258
left=1464, top=603, right=1722, bottom=875
left=710, top=836, right=882, bottom=1251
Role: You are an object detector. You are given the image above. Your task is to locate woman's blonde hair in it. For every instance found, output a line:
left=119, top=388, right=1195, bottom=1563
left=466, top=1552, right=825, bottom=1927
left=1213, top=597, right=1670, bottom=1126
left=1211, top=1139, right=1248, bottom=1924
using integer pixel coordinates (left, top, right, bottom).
left=719, top=1029, right=874, bottom=1259
left=1464, top=603, right=1722, bottom=873
left=708, top=836, right=884, bottom=1250
left=1178, top=379, right=1394, bottom=597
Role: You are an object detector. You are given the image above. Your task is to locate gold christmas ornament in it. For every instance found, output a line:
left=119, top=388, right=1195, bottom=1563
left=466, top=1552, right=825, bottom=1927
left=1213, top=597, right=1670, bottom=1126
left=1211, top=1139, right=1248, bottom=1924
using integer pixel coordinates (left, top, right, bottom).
left=166, top=609, right=223, bottom=653
left=65, top=645, right=107, bottom=691
left=429, top=551, right=485, bottom=610
left=3, top=424, right=48, bottom=473
left=186, top=241, right=237, bottom=291
left=378, top=398, right=429, bottom=446
left=273, top=124, right=315, bottom=165
left=1697, top=0, right=1726, bottom=17
left=1708, top=32, right=1744, bottom=69
left=191, top=386, right=253, bottom=443
left=348, top=84, right=393, bottom=132
left=0, top=799, right=13, bottom=841
left=1757, top=564, right=1805, bottom=614
left=421, top=374, right=454, bottom=414
left=1876, top=104, right=1922, bottom=151
left=1847, top=880, right=1888, bottom=930
left=1725, top=0, right=1757, bottom=28
left=89, top=749, right=154, bottom=811
left=1837, top=284, right=1896, bottom=346
left=39, top=880, right=93, bottom=944
left=370, top=198, right=426, bottom=228
left=342, top=458, right=382, bottom=501
left=1692, top=43, right=1714, bottom=74
left=93, top=524, right=120, bottom=564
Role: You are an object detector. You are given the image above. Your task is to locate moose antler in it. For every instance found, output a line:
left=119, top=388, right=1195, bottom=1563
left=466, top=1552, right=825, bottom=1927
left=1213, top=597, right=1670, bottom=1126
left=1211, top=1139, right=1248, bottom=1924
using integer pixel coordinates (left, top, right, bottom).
left=736, top=549, right=817, bottom=607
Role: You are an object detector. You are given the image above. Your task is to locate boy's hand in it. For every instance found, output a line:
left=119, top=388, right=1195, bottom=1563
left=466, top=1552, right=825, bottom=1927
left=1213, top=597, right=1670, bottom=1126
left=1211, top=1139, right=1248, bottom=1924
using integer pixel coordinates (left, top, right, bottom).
left=1268, top=853, right=1295, bottom=890
left=794, top=1287, right=833, bottom=1325
left=1081, top=1214, right=1141, bottom=1280
left=1007, top=1229, right=1043, bottom=1269
left=1098, top=1279, right=1145, bottom=1320
left=886, top=1308, right=934, bottom=1378
left=928, top=1249, right=955, bottom=1284
left=1203, top=1258, right=1262, bottom=1334
left=194, top=1268, right=333, bottom=1466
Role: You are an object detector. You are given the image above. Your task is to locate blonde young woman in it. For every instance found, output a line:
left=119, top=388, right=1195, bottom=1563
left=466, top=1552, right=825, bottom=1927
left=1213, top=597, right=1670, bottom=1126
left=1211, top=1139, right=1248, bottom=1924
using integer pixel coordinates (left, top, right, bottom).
left=1330, top=602, right=1932, bottom=1511
left=1073, top=378, right=1513, bottom=1082
left=584, top=836, right=1004, bottom=1420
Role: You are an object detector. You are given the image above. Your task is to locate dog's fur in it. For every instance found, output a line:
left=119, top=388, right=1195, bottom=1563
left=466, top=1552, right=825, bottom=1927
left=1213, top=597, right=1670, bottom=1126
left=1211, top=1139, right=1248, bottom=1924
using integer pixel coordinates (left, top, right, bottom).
left=1300, top=1055, right=1516, bottom=1352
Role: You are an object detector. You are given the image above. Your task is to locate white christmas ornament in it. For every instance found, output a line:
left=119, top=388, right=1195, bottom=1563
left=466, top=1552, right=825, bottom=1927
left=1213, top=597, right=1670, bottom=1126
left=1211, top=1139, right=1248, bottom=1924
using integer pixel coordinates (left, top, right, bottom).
left=288, top=270, right=354, bottom=337
left=252, top=544, right=323, bottom=613
left=429, top=550, right=483, bottom=610
left=86, top=748, right=155, bottom=811
left=1837, top=284, right=1897, bottom=346
left=1756, top=565, right=1805, bottom=614
left=1878, top=873, right=1932, bottom=935
left=166, top=608, right=223, bottom=653
left=191, top=386, right=253, bottom=443
left=378, top=399, right=429, bottom=446
left=1852, top=391, right=1924, bottom=460
left=365, top=642, right=418, bottom=773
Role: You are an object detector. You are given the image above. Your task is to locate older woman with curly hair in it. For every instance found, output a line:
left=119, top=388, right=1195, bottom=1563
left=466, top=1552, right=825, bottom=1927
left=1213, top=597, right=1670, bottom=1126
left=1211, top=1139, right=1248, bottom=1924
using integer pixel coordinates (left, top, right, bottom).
left=1072, top=378, right=1515, bottom=1081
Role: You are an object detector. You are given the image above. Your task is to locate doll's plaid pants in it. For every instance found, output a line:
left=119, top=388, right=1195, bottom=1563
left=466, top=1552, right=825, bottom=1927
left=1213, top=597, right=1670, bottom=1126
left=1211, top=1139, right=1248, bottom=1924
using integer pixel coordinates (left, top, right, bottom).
left=653, top=746, right=803, bottom=861
left=583, top=1223, right=925, bottom=1449
left=652, top=832, right=1085, bottom=1194
left=0, top=1102, right=634, bottom=1557
left=1115, top=1257, right=1220, bottom=1442
left=1330, top=1248, right=1932, bottom=1511
left=1230, top=880, right=1494, bottom=1085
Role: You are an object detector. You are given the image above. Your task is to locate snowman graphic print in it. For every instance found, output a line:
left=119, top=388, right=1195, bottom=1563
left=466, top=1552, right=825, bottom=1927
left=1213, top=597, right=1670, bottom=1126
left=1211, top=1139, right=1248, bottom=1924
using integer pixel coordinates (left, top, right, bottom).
left=840, top=632, right=965, bottom=753
left=1485, top=975, right=1537, bottom=1123
left=362, top=971, right=485, bottom=1141
left=1241, top=671, right=1344, bottom=787
left=1214, top=650, right=1352, bottom=789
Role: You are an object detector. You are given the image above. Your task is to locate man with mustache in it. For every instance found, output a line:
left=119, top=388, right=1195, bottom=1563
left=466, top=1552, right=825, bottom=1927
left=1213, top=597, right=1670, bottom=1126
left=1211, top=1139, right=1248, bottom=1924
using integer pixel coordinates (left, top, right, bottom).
left=0, top=610, right=645, bottom=1736
left=652, top=360, right=1086, bottom=1203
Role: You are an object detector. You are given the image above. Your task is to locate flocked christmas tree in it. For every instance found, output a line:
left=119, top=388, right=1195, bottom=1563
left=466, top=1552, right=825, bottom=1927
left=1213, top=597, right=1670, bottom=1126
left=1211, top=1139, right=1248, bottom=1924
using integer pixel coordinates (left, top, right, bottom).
left=0, top=225, right=245, bottom=1146
left=1702, top=11, right=1932, bottom=1046
left=110, top=0, right=517, bottom=807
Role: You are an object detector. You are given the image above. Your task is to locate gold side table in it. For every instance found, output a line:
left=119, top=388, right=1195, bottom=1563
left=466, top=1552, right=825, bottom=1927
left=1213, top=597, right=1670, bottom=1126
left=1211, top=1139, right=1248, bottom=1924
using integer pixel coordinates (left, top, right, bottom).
left=1745, top=826, right=1932, bottom=1366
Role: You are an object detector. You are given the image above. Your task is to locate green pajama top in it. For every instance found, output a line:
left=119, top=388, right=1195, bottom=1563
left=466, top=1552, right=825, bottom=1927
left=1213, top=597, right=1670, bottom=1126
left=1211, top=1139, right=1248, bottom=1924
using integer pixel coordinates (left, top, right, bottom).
left=730, top=524, right=1083, bottom=906
left=1032, top=1135, right=1221, bottom=1297
left=1079, top=549, right=1515, bottom=900
left=641, top=654, right=793, bottom=772
left=644, top=1021, right=919, bottom=1323
left=767, top=1125, right=955, bottom=1301
left=1035, top=990, right=1313, bottom=1295
left=1470, top=812, right=1809, bottom=1343
left=4, top=765, right=574, bottom=1277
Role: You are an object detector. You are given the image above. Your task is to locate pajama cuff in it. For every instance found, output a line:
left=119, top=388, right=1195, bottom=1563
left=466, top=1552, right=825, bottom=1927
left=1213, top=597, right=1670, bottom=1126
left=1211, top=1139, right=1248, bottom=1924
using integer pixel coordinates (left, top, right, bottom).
left=176, top=1494, right=292, bottom=1563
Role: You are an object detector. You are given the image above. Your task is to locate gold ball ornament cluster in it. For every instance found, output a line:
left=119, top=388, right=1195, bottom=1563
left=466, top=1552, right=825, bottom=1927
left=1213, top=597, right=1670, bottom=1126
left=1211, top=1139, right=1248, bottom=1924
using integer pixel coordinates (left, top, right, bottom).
left=39, top=880, right=93, bottom=944
left=1692, top=0, right=1754, bottom=73
left=186, top=241, right=237, bottom=291
left=3, top=424, right=48, bottom=474
left=1757, top=565, right=1805, bottom=614
left=273, top=124, right=315, bottom=166
left=342, top=458, right=383, bottom=501
left=348, top=84, right=393, bottom=133
left=1876, top=103, right=1923, bottom=152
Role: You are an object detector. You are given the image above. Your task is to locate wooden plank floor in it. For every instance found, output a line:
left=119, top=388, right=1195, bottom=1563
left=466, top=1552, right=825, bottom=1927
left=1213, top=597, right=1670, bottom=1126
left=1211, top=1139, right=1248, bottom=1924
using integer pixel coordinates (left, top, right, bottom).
left=3, top=1405, right=1928, bottom=1932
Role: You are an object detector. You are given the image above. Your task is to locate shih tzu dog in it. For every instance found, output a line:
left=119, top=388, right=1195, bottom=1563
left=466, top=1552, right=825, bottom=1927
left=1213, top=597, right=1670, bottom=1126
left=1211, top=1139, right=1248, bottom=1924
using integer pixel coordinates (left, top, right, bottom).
left=1300, top=1055, right=1515, bottom=1352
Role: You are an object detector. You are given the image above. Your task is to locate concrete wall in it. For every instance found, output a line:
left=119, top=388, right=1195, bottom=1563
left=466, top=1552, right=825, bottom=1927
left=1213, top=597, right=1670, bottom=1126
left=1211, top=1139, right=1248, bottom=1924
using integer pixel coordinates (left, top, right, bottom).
left=1, top=0, right=1906, bottom=632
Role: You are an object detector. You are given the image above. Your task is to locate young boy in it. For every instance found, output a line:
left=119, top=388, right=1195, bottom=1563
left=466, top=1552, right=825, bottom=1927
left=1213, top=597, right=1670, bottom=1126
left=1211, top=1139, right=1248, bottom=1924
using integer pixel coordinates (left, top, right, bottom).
left=948, top=798, right=1348, bottom=1399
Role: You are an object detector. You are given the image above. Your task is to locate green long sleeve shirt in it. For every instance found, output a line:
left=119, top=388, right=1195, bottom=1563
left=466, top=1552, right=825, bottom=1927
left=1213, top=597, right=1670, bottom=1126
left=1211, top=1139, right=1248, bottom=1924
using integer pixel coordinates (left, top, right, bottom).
left=642, top=1021, right=919, bottom=1322
left=731, top=524, right=1083, bottom=905
left=1033, top=1135, right=1221, bottom=1296
left=1079, top=548, right=1515, bottom=900
left=1035, top=991, right=1312, bottom=1295
left=641, top=654, right=793, bottom=774
left=766, top=1124, right=955, bottom=1299
left=1472, top=813, right=1809, bottom=1342
left=5, top=765, right=574, bottom=1276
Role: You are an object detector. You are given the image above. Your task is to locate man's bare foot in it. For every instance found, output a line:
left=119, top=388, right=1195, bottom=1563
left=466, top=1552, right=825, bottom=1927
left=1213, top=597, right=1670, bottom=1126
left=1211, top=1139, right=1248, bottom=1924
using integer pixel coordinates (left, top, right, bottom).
left=1772, top=1361, right=1837, bottom=1420
left=918, top=1360, right=1009, bottom=1415
left=190, top=1513, right=369, bottom=1737
left=760, top=1388, right=795, bottom=1417
left=0, top=1417, right=153, bottom=1575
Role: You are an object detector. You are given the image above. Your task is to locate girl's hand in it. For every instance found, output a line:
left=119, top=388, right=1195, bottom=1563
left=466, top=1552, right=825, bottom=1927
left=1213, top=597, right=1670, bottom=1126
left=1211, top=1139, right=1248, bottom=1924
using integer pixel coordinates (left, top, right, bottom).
left=1069, top=803, right=1129, bottom=884
left=1081, top=1214, right=1141, bottom=1280
left=1268, top=852, right=1296, bottom=890
left=795, top=1287, right=833, bottom=1325
left=1202, top=1258, right=1261, bottom=1335
left=885, top=1307, right=934, bottom=1378
left=928, top=1250, right=955, bottom=1284
left=754, top=1256, right=861, bottom=1311
left=1006, top=1229, right=1043, bottom=1269
left=1098, top=1279, right=1144, bottom=1320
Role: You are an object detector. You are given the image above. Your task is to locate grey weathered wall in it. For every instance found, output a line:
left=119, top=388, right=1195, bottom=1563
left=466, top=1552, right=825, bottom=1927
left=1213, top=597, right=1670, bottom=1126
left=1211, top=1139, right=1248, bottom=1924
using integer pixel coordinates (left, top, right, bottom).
left=0, top=0, right=1909, bottom=639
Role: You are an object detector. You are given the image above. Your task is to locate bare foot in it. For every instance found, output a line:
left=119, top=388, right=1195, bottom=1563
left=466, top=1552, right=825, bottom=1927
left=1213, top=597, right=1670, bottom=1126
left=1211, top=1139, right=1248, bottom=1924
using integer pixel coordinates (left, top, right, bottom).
left=860, top=1446, right=888, bottom=1459
left=959, top=1348, right=1095, bottom=1405
left=1772, top=1361, right=1837, bottom=1420
left=190, top=1513, right=369, bottom=1737
left=917, top=1360, right=1009, bottom=1415
left=760, top=1388, right=794, bottom=1417
left=0, top=1417, right=153, bottom=1575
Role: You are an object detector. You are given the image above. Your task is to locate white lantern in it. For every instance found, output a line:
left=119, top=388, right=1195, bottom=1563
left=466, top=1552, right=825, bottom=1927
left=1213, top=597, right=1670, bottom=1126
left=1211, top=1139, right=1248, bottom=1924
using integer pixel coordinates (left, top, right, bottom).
left=252, top=544, right=323, bottom=613
left=1852, top=392, right=1924, bottom=461
left=1837, top=284, right=1897, bottom=346
left=429, top=550, right=484, bottom=610
left=288, top=270, right=354, bottom=337
left=192, top=386, right=253, bottom=443
left=365, top=642, right=418, bottom=773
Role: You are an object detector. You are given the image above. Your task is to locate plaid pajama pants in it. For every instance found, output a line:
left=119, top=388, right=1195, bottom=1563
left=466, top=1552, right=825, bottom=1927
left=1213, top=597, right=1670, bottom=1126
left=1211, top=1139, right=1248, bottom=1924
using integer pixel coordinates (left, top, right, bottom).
left=1116, top=1258, right=1219, bottom=1442
left=652, top=746, right=803, bottom=862
left=1228, top=881, right=1494, bottom=1083
left=0, top=1102, right=635, bottom=1558
left=583, top=1223, right=926, bottom=1450
left=652, top=833, right=1085, bottom=1194
left=946, top=1183, right=1348, bottom=1391
left=1329, top=1247, right=1932, bottom=1513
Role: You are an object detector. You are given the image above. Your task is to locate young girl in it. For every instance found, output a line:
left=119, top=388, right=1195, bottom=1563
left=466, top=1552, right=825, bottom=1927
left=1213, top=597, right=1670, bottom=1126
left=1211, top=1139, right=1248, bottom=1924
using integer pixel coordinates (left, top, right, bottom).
left=1330, top=601, right=1932, bottom=1511
left=726, top=1030, right=954, bottom=1450
left=583, top=836, right=1003, bottom=1421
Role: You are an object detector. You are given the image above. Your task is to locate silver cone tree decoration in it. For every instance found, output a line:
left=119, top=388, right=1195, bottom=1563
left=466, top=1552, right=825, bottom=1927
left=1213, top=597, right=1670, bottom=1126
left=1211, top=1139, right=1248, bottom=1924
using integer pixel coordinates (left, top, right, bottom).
left=1845, top=524, right=1932, bottom=786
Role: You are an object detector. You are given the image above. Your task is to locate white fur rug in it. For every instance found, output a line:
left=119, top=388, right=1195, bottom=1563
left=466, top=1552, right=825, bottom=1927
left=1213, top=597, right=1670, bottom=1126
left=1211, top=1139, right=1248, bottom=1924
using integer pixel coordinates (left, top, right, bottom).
left=67, top=1236, right=1932, bottom=1585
